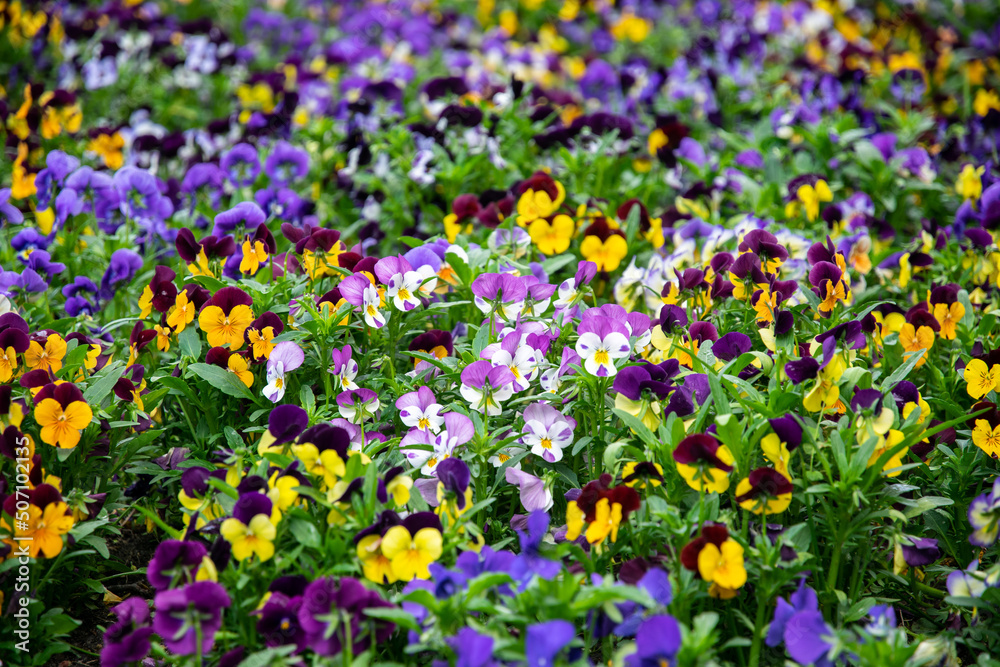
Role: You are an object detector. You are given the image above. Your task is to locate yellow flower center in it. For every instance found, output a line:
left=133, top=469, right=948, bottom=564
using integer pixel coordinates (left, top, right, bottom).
left=541, top=438, right=552, bottom=449
left=594, top=349, right=609, bottom=365
left=398, top=287, right=411, bottom=300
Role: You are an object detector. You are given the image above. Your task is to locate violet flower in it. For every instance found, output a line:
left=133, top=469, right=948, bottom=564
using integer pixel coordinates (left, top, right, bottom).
left=460, top=360, right=515, bottom=416
left=625, top=615, right=681, bottom=667
left=152, top=581, right=230, bottom=655
left=263, top=341, right=304, bottom=403
left=396, top=386, right=444, bottom=433
left=147, top=540, right=208, bottom=591
left=521, top=402, right=575, bottom=463
left=525, top=619, right=575, bottom=667
left=101, top=598, right=153, bottom=667
left=505, top=468, right=553, bottom=512
left=337, top=388, right=380, bottom=425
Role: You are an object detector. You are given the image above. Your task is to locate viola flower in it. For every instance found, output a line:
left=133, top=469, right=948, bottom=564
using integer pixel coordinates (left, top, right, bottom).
left=555, top=261, right=597, bottom=310
left=263, top=341, right=304, bottom=403
left=449, top=628, right=496, bottom=667
left=245, top=312, right=283, bottom=361
left=298, top=576, right=395, bottom=657
left=337, top=388, right=380, bottom=424
left=19, top=500, right=74, bottom=558
left=576, top=315, right=631, bottom=377
left=396, top=386, right=444, bottom=433
left=622, top=461, right=665, bottom=489
left=898, top=322, right=934, bottom=368
left=379, top=512, right=444, bottom=581
left=528, top=214, right=575, bottom=255
left=521, top=402, right=575, bottom=463
left=525, top=620, right=575, bottom=667
left=673, top=434, right=734, bottom=493
left=795, top=178, right=833, bottom=221
left=25, top=332, right=66, bottom=373
left=933, top=301, right=965, bottom=340
left=377, top=255, right=436, bottom=312
left=436, top=458, right=473, bottom=519
left=101, top=598, right=153, bottom=667
left=766, top=580, right=833, bottom=665
left=330, top=345, right=360, bottom=391
left=152, top=581, right=231, bottom=656
left=472, top=273, right=527, bottom=322
left=761, top=416, right=802, bottom=480
left=625, top=615, right=681, bottom=667
left=972, top=418, right=1000, bottom=458
left=964, top=358, right=1000, bottom=399
left=257, top=404, right=309, bottom=455
left=220, top=493, right=277, bottom=562
left=801, top=353, right=845, bottom=413
left=239, top=223, right=276, bottom=276
left=808, top=261, right=850, bottom=317
left=735, top=468, right=793, bottom=514
left=956, top=164, right=985, bottom=202
left=505, top=468, right=553, bottom=512
left=198, top=286, right=254, bottom=350
left=34, top=383, right=93, bottom=449
left=968, top=478, right=1000, bottom=546
left=515, top=172, right=566, bottom=226
left=580, top=217, right=628, bottom=272
left=147, top=540, right=209, bottom=591
left=484, top=331, right=538, bottom=391
left=460, top=361, right=515, bottom=416
left=340, top=273, right=387, bottom=329
left=565, top=476, right=641, bottom=547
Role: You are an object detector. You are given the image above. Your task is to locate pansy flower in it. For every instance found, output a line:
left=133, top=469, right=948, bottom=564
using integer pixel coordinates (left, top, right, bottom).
left=564, top=475, right=641, bottom=547
left=376, top=255, right=436, bottom=312
left=330, top=345, right=360, bottom=390
left=898, top=321, right=934, bottom=368
left=483, top=330, right=538, bottom=391
left=246, top=311, right=284, bottom=362
left=673, top=434, right=734, bottom=493
left=340, top=273, right=387, bottom=329
left=471, top=273, right=527, bottom=322
left=580, top=217, right=628, bottom=272
left=396, top=386, right=444, bottom=433
left=762, top=416, right=802, bottom=480
left=521, top=402, right=576, bottom=463
left=576, top=314, right=631, bottom=377
left=220, top=493, right=277, bottom=562
left=409, top=330, right=453, bottom=372
left=239, top=223, right=277, bottom=276
left=378, top=512, right=444, bottom=581
left=198, top=286, right=254, bottom=350
left=460, top=361, right=515, bottom=416
left=257, top=405, right=309, bottom=455
left=0, top=313, right=30, bottom=381
left=735, top=468, right=793, bottom=514
left=152, top=581, right=230, bottom=656
left=34, top=382, right=93, bottom=449
left=554, top=261, right=597, bottom=310
left=263, top=341, right=304, bottom=403
left=298, top=575, right=395, bottom=657
left=766, top=579, right=832, bottom=665
left=968, top=478, right=1000, bottom=546
left=962, top=359, right=1000, bottom=400
left=25, top=332, right=66, bottom=374
left=337, top=388, right=380, bottom=425
left=515, top=171, right=566, bottom=226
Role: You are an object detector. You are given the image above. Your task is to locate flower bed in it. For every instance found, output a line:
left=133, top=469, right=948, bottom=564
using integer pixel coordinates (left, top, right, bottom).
left=2, top=1, right=1000, bottom=665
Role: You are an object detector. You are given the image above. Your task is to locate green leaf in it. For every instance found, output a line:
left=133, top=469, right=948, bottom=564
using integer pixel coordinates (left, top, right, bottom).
left=83, top=361, right=127, bottom=406
left=465, top=572, right=514, bottom=599
left=363, top=607, right=421, bottom=632
left=188, top=363, right=257, bottom=402
left=289, top=519, right=322, bottom=549
left=178, top=325, right=202, bottom=359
